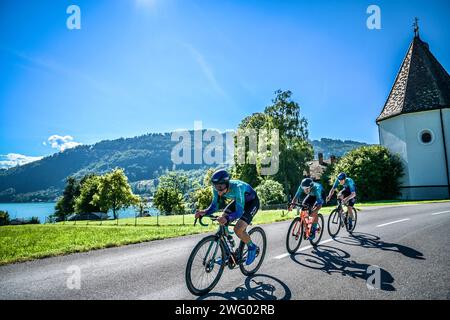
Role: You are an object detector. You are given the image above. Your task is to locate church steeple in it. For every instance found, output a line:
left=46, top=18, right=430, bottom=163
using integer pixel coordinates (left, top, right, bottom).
left=376, top=26, right=450, bottom=122
left=413, top=17, right=420, bottom=38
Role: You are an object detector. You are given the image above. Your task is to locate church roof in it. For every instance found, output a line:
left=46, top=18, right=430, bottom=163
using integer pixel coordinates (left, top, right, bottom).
left=377, top=35, right=450, bottom=122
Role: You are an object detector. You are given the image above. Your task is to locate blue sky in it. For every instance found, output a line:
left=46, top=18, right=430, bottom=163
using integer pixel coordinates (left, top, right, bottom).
left=0, top=0, right=449, bottom=166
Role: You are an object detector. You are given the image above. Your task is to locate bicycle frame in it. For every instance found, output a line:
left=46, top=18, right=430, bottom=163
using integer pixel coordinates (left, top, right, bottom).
left=291, top=203, right=317, bottom=239
left=196, top=216, right=242, bottom=267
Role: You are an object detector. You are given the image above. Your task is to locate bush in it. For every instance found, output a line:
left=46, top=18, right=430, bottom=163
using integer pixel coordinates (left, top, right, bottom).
left=330, top=145, right=403, bottom=201
left=255, top=179, right=286, bottom=205
left=0, top=210, right=10, bottom=226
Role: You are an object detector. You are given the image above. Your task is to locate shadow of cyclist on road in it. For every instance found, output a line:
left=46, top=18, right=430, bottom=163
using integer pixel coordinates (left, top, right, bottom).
left=290, top=245, right=395, bottom=291
left=335, top=232, right=425, bottom=260
left=197, top=274, right=292, bottom=300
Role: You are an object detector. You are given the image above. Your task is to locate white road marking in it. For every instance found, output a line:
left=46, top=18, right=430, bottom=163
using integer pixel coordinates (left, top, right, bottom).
left=431, top=210, right=450, bottom=216
left=274, top=238, right=336, bottom=259
left=376, top=218, right=410, bottom=228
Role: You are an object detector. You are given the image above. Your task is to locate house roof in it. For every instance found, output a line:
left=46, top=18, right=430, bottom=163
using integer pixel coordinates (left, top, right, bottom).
left=377, top=35, right=450, bottom=122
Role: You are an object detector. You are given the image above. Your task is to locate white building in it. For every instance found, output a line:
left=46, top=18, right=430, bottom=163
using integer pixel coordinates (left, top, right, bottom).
left=377, top=29, right=450, bottom=200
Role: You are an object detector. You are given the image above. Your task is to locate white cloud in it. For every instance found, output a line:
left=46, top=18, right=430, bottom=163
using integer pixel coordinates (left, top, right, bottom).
left=46, top=135, right=82, bottom=152
left=0, top=153, right=43, bottom=169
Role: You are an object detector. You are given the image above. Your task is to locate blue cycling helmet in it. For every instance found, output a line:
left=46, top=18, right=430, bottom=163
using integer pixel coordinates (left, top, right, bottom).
left=211, top=169, right=230, bottom=185
left=300, top=178, right=314, bottom=188
left=337, top=172, right=347, bottom=180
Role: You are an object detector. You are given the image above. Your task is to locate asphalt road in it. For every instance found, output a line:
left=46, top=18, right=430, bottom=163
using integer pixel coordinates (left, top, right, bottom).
left=1, top=202, right=449, bottom=300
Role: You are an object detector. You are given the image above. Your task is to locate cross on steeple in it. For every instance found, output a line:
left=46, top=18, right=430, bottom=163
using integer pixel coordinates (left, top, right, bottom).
left=413, top=17, right=420, bottom=38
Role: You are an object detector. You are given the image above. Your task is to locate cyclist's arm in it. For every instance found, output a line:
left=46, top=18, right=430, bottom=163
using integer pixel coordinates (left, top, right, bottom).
left=312, top=187, right=324, bottom=211
left=327, top=179, right=339, bottom=199
left=204, top=189, right=219, bottom=215
left=291, top=185, right=303, bottom=205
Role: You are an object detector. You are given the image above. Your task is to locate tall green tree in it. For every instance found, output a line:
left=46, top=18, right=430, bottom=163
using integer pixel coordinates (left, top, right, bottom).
left=158, top=171, right=190, bottom=195
left=264, top=90, right=313, bottom=196
left=233, top=90, right=313, bottom=195
left=55, top=176, right=80, bottom=217
left=74, top=175, right=104, bottom=214
left=153, top=187, right=185, bottom=215
left=93, top=168, right=140, bottom=219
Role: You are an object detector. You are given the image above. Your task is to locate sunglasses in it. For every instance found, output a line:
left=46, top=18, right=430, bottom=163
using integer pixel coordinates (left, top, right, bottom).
left=302, top=186, right=311, bottom=192
left=214, top=183, right=228, bottom=192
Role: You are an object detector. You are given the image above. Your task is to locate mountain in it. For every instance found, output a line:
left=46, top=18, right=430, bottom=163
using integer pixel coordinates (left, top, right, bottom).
left=310, top=138, right=370, bottom=159
left=0, top=134, right=370, bottom=202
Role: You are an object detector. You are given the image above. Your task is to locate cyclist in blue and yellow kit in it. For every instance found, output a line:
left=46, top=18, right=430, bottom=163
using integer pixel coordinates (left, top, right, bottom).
left=288, top=178, right=324, bottom=240
left=195, top=169, right=260, bottom=265
left=326, top=172, right=357, bottom=230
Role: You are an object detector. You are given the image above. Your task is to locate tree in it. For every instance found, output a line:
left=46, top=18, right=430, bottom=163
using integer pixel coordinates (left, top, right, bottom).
left=93, top=168, right=140, bottom=219
left=254, top=179, right=286, bottom=206
left=74, top=175, right=104, bottom=214
left=153, top=187, right=185, bottom=215
left=158, top=171, right=190, bottom=195
left=134, top=197, right=149, bottom=217
left=233, top=90, right=313, bottom=196
left=55, top=176, right=79, bottom=217
left=190, top=186, right=213, bottom=210
left=264, top=90, right=313, bottom=196
left=0, top=210, right=10, bottom=226
left=330, top=145, right=404, bottom=201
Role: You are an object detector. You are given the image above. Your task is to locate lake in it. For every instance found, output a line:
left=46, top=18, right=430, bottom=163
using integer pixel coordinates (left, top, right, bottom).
left=0, top=202, right=159, bottom=223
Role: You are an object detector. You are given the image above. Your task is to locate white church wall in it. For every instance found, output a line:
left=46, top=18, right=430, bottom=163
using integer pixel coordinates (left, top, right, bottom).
left=442, top=108, right=450, bottom=183
left=379, top=110, right=450, bottom=200
left=378, top=116, right=409, bottom=186
left=403, top=110, right=447, bottom=187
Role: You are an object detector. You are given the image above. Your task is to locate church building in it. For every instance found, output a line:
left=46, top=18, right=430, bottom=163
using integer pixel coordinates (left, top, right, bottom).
left=377, top=23, right=450, bottom=200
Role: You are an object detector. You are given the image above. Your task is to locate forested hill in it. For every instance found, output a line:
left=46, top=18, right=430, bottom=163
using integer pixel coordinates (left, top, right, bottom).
left=0, top=134, right=369, bottom=202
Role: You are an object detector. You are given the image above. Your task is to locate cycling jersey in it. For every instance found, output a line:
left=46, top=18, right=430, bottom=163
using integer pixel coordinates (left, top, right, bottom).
left=294, top=182, right=324, bottom=206
left=333, top=177, right=356, bottom=193
left=205, top=179, right=257, bottom=221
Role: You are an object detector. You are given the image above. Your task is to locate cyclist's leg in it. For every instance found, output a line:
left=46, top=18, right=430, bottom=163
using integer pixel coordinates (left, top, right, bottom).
left=302, top=195, right=318, bottom=223
left=233, top=196, right=259, bottom=243
left=341, top=189, right=354, bottom=219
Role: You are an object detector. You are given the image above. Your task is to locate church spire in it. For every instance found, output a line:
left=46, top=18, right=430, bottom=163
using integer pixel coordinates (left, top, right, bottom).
left=413, top=17, right=420, bottom=38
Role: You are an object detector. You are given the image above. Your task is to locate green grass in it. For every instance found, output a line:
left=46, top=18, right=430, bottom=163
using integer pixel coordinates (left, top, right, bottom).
left=1, top=198, right=448, bottom=265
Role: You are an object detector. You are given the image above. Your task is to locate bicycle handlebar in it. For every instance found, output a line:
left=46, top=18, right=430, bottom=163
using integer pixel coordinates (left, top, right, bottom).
left=194, top=214, right=236, bottom=227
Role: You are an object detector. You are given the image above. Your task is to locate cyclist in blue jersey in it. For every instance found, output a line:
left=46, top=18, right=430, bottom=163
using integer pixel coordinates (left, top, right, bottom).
left=326, top=172, right=357, bottom=230
left=288, top=178, right=324, bottom=240
left=195, top=169, right=260, bottom=265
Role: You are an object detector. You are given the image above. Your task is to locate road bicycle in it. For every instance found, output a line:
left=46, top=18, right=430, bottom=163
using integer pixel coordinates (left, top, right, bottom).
left=185, top=215, right=267, bottom=296
left=327, top=198, right=358, bottom=237
left=285, top=202, right=324, bottom=254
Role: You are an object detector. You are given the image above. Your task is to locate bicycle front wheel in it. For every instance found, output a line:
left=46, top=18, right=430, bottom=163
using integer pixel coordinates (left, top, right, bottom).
left=327, top=209, right=342, bottom=238
left=239, top=226, right=267, bottom=276
left=185, top=235, right=225, bottom=296
left=286, top=217, right=303, bottom=254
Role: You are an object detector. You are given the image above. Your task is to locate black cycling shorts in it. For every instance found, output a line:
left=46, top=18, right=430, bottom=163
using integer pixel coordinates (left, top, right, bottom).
left=338, top=189, right=356, bottom=207
left=223, top=195, right=260, bottom=225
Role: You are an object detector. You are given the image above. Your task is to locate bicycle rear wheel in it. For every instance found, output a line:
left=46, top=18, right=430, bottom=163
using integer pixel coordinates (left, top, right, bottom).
left=286, top=217, right=303, bottom=254
left=327, top=209, right=342, bottom=238
left=309, top=213, right=324, bottom=246
left=239, top=226, right=267, bottom=276
left=185, top=235, right=225, bottom=296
